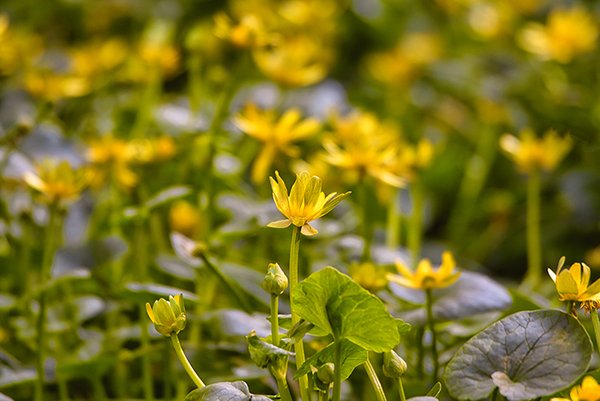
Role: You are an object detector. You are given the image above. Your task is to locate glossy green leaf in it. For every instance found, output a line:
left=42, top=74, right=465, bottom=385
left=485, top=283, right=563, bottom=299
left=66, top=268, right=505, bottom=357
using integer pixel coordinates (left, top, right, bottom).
left=184, top=381, right=271, bottom=401
left=293, top=267, right=399, bottom=351
left=246, top=331, right=294, bottom=368
left=295, top=339, right=368, bottom=381
left=444, top=310, right=592, bottom=401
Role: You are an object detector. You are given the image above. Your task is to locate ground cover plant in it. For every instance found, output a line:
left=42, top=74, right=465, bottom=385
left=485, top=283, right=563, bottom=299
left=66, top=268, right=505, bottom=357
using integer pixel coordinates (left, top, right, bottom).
left=1, top=0, right=600, bottom=400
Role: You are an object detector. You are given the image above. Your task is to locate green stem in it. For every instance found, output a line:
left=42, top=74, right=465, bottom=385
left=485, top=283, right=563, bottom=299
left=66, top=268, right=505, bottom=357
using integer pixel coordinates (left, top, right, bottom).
left=275, top=376, right=294, bottom=401
left=91, top=376, right=108, bottom=401
left=590, top=310, right=600, bottom=353
left=318, top=390, right=329, bottom=401
left=359, top=179, right=373, bottom=261
left=364, top=358, right=388, bottom=401
left=566, top=301, right=574, bottom=315
left=132, top=67, right=161, bottom=137
left=170, top=334, right=205, bottom=388
left=332, top=340, right=342, bottom=401
left=397, top=378, right=406, bottom=401
left=416, top=326, right=425, bottom=379
left=386, top=188, right=401, bottom=249
left=35, top=203, right=60, bottom=401
left=524, top=169, right=541, bottom=288
left=199, top=253, right=252, bottom=313
left=188, top=53, right=203, bottom=116
left=271, top=295, right=280, bottom=346
left=425, top=289, right=439, bottom=382
left=408, top=181, right=424, bottom=268
left=289, top=226, right=311, bottom=401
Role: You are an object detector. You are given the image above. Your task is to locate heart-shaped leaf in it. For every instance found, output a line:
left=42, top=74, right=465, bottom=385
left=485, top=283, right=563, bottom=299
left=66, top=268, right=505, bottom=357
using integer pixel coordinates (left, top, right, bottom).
left=391, top=271, right=512, bottom=324
left=292, top=267, right=399, bottom=351
left=184, top=381, right=271, bottom=401
left=295, top=339, right=368, bottom=381
left=444, top=309, right=592, bottom=401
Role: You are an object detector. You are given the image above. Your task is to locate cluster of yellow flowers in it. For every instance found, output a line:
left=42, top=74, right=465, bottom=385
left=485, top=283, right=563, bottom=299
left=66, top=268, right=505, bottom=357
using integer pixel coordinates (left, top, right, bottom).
left=500, top=129, right=572, bottom=174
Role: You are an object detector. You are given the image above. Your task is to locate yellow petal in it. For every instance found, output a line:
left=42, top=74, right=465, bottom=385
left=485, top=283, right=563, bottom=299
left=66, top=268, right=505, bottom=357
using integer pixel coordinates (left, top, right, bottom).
left=267, top=219, right=292, bottom=228
left=301, top=223, right=318, bottom=236
left=556, top=270, right=579, bottom=297
left=145, top=302, right=155, bottom=323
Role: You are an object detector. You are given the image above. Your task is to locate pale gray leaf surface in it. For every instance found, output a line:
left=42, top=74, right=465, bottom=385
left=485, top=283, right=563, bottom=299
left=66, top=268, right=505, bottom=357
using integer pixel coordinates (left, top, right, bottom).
left=444, top=310, right=591, bottom=401
left=185, top=381, right=271, bottom=401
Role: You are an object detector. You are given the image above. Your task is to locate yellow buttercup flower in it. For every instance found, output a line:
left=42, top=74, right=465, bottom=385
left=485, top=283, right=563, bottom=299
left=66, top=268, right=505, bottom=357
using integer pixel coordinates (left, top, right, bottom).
left=551, top=376, right=600, bottom=401
left=500, top=129, right=571, bottom=173
left=387, top=252, right=460, bottom=290
left=323, top=111, right=405, bottom=188
left=146, top=294, right=187, bottom=337
left=24, top=160, right=90, bottom=205
left=234, top=103, right=321, bottom=184
left=214, top=12, right=269, bottom=48
left=518, top=7, right=598, bottom=63
left=547, top=257, right=600, bottom=303
left=394, top=139, right=435, bottom=182
left=349, top=262, right=389, bottom=292
left=87, top=135, right=138, bottom=189
left=169, top=200, right=202, bottom=238
left=268, top=171, right=350, bottom=236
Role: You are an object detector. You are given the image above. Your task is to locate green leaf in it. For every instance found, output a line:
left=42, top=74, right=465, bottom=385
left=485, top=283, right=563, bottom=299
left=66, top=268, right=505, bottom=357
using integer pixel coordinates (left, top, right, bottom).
left=426, top=382, right=442, bottom=397
left=121, top=283, right=199, bottom=304
left=444, top=310, right=592, bottom=401
left=295, top=339, right=368, bottom=381
left=391, top=271, right=512, bottom=324
left=184, top=381, right=271, bottom=401
left=0, top=393, right=14, bottom=401
left=407, top=397, right=437, bottom=401
left=246, top=331, right=294, bottom=369
left=145, top=186, right=192, bottom=210
left=292, top=267, right=399, bottom=352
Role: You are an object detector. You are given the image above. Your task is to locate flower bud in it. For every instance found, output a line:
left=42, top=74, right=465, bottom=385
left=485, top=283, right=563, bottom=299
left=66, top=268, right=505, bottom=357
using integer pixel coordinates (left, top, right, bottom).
left=146, top=294, right=187, bottom=336
left=262, top=263, right=288, bottom=296
left=316, top=363, right=335, bottom=385
left=383, top=350, right=407, bottom=378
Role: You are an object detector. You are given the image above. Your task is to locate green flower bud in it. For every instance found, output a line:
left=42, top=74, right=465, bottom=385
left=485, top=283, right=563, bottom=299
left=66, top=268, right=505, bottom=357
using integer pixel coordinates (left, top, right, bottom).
left=316, top=363, right=335, bottom=385
left=262, top=263, right=288, bottom=296
left=383, top=350, right=407, bottom=378
left=146, top=294, right=187, bottom=336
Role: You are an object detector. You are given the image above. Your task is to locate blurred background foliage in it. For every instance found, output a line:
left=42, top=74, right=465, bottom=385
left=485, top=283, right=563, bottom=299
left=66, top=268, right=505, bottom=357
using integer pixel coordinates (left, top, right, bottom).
left=1, top=0, right=600, bottom=400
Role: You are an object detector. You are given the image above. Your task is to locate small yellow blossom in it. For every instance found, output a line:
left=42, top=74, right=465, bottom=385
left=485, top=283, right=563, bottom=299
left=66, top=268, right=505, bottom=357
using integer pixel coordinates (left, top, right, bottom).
left=323, top=111, right=405, bottom=188
left=500, top=129, right=571, bottom=173
left=518, top=7, right=598, bottom=63
left=551, top=376, right=600, bottom=401
left=169, top=200, right=202, bottom=238
left=24, top=70, right=91, bottom=102
left=349, top=262, right=389, bottom=292
left=395, top=139, right=435, bottom=182
left=146, top=294, right=187, bottom=337
left=253, top=35, right=331, bottom=87
left=387, top=252, right=460, bottom=290
left=547, top=257, right=600, bottom=303
left=87, top=135, right=138, bottom=189
left=214, top=12, right=269, bottom=48
left=70, top=38, right=128, bottom=78
left=234, top=103, right=321, bottom=184
left=268, top=171, right=350, bottom=236
left=24, top=160, right=90, bottom=205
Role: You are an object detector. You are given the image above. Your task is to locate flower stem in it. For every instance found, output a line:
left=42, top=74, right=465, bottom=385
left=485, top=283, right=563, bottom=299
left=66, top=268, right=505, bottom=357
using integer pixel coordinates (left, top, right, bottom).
left=397, top=378, right=406, bottom=401
left=416, top=326, right=425, bottom=379
left=386, top=188, right=401, bottom=249
left=332, top=340, right=342, bottom=401
left=271, top=294, right=280, bottom=346
left=289, top=226, right=311, bottom=401
left=590, top=310, right=600, bottom=353
left=425, top=289, right=439, bottom=382
left=318, top=391, right=329, bottom=401
left=408, top=181, right=424, bottom=268
left=35, top=203, right=61, bottom=401
left=170, top=334, right=205, bottom=388
left=524, top=169, right=541, bottom=288
left=359, top=180, right=372, bottom=261
left=364, top=357, right=388, bottom=401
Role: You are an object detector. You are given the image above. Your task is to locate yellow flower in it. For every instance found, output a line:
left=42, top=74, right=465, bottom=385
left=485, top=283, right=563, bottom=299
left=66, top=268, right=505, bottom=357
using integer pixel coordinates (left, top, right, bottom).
left=394, top=139, right=435, bottom=182
left=234, top=103, right=321, bottom=184
left=24, top=159, right=90, bottom=205
left=87, top=135, right=138, bottom=189
left=146, top=294, right=187, bottom=337
left=518, top=7, right=598, bottom=63
left=547, top=257, right=600, bottom=303
left=253, top=35, right=331, bottom=87
left=323, top=111, right=405, bottom=188
left=387, top=252, right=460, bottom=290
left=268, top=171, right=350, bottom=236
left=24, top=70, right=91, bottom=102
left=500, top=129, right=572, bottom=173
left=169, top=200, right=202, bottom=238
left=214, top=12, right=269, bottom=48
left=349, top=262, right=389, bottom=292
left=551, top=376, right=600, bottom=401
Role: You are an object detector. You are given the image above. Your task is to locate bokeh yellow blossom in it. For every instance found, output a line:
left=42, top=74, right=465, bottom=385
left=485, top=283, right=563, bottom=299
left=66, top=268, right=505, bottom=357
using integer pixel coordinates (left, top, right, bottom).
left=519, top=7, right=598, bottom=63
left=388, top=251, right=460, bottom=290
left=394, top=139, right=435, bottom=182
left=214, top=12, right=269, bottom=48
left=169, top=200, right=202, bottom=239
left=268, top=171, right=350, bottom=236
left=349, top=262, right=389, bottom=292
left=234, top=103, right=321, bottom=184
left=547, top=257, right=600, bottom=303
left=24, top=160, right=90, bottom=205
left=551, top=375, right=600, bottom=401
left=323, top=111, right=405, bottom=188
left=500, top=129, right=572, bottom=173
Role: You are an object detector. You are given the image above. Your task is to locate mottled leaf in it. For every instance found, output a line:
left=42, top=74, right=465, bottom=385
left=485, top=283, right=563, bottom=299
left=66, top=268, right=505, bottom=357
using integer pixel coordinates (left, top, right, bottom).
left=293, top=267, right=399, bottom=352
left=444, top=310, right=592, bottom=401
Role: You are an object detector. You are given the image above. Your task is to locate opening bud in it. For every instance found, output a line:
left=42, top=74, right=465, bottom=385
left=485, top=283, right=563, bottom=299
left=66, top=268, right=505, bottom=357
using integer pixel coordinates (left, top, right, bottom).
left=146, top=294, right=187, bottom=336
left=262, top=263, right=288, bottom=296
left=383, top=350, right=407, bottom=378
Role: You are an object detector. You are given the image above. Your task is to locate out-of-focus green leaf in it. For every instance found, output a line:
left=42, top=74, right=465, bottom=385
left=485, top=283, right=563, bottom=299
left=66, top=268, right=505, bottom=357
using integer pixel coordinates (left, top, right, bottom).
left=145, top=186, right=192, bottom=210
left=293, top=267, right=399, bottom=351
left=121, top=282, right=198, bottom=303
left=444, top=310, right=592, bottom=401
